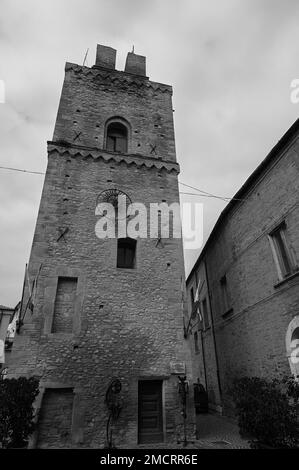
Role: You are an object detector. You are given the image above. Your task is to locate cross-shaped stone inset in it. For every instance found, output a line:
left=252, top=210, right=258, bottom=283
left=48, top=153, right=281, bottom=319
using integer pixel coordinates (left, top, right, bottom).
left=150, top=144, right=157, bottom=155
left=73, top=131, right=82, bottom=142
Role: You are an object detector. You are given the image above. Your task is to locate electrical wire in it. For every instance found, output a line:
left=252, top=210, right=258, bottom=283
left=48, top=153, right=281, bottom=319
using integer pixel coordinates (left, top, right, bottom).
left=179, top=191, right=231, bottom=200
left=0, top=164, right=247, bottom=203
left=178, top=181, right=246, bottom=202
left=0, top=165, right=45, bottom=175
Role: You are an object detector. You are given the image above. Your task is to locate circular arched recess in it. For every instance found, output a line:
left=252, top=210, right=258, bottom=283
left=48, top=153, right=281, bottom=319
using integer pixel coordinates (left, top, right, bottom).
left=286, top=316, right=299, bottom=379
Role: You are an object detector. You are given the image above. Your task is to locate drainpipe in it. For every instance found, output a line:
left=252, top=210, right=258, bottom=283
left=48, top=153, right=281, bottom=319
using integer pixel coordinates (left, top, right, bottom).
left=194, top=269, right=208, bottom=390
left=200, top=329, right=208, bottom=390
left=17, top=263, right=27, bottom=332
left=204, top=259, right=223, bottom=404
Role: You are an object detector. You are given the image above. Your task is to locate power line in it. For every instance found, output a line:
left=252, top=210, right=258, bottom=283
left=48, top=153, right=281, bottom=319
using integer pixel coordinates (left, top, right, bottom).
left=0, top=164, right=247, bottom=203
left=178, top=181, right=247, bottom=202
left=0, top=165, right=45, bottom=175
left=179, top=191, right=230, bottom=200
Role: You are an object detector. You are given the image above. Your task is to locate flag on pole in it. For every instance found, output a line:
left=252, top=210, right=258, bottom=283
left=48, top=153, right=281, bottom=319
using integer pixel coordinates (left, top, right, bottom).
left=23, top=263, right=43, bottom=318
left=192, top=276, right=203, bottom=329
left=6, top=301, right=21, bottom=339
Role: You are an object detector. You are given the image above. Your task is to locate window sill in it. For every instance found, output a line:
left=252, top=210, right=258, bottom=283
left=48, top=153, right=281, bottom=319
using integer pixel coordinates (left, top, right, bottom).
left=274, top=270, right=299, bottom=288
left=104, top=149, right=129, bottom=156
left=116, top=267, right=136, bottom=272
left=222, top=308, right=234, bottom=319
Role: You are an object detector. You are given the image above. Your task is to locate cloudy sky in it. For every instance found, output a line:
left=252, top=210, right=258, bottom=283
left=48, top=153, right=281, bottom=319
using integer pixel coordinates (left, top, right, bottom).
left=1, top=0, right=299, bottom=306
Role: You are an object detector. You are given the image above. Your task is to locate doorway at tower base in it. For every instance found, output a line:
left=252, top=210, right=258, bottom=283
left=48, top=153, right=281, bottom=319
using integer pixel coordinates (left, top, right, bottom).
left=98, top=374, right=196, bottom=448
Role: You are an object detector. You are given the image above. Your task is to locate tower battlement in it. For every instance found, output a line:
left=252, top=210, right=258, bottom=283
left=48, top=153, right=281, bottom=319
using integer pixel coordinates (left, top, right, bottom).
left=94, top=44, right=146, bottom=78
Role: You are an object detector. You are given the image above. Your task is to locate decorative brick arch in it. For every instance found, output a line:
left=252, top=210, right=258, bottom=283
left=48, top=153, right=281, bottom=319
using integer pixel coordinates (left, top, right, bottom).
left=285, top=316, right=299, bottom=379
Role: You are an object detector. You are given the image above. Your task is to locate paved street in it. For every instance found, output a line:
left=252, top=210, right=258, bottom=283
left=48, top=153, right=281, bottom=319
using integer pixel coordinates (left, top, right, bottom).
left=135, top=413, right=250, bottom=449
left=194, top=412, right=250, bottom=449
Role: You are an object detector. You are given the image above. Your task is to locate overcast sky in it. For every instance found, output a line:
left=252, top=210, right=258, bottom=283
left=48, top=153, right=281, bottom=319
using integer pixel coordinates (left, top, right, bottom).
left=1, top=0, right=299, bottom=306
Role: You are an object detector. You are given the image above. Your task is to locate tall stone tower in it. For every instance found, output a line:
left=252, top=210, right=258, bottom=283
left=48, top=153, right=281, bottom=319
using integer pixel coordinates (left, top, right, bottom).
left=8, top=45, right=194, bottom=448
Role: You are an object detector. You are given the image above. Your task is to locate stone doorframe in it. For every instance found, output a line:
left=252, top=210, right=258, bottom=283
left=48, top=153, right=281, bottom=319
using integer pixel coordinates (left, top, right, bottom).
left=28, top=381, right=85, bottom=448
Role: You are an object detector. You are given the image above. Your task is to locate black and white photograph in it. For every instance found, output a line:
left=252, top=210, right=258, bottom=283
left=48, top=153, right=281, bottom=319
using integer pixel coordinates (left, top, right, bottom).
left=0, top=0, right=299, bottom=459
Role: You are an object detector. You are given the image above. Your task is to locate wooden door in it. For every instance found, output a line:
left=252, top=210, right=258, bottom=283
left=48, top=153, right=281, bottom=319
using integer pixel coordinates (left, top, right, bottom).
left=138, top=380, right=163, bottom=444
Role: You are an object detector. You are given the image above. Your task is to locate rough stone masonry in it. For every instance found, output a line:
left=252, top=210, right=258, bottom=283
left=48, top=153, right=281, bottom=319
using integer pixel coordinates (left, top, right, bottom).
left=7, top=44, right=195, bottom=448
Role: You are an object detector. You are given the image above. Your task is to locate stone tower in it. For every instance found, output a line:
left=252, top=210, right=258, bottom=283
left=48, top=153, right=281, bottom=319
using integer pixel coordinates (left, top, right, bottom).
left=8, top=45, right=194, bottom=448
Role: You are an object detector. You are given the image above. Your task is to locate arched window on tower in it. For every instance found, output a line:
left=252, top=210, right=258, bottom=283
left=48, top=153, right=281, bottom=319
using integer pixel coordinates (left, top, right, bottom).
left=106, top=121, right=128, bottom=153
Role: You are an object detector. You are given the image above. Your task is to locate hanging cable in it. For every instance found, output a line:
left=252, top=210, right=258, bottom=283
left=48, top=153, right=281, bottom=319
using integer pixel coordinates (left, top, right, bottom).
left=0, top=164, right=248, bottom=203
left=0, top=165, right=45, bottom=175
left=179, top=191, right=231, bottom=201
left=178, top=181, right=247, bottom=202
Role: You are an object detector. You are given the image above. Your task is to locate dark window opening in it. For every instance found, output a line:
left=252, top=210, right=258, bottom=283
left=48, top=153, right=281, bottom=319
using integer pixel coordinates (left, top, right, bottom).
left=270, top=223, right=294, bottom=278
left=194, top=331, right=199, bottom=353
left=202, top=297, right=210, bottom=329
left=220, top=275, right=230, bottom=314
left=106, top=122, right=128, bottom=153
left=291, top=327, right=299, bottom=342
left=117, top=238, right=136, bottom=269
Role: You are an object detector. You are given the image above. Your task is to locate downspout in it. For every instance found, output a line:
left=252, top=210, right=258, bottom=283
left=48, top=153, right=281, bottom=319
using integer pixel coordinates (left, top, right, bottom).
left=194, top=269, right=208, bottom=390
left=17, top=263, right=27, bottom=332
left=200, top=329, right=208, bottom=390
left=204, top=259, right=222, bottom=403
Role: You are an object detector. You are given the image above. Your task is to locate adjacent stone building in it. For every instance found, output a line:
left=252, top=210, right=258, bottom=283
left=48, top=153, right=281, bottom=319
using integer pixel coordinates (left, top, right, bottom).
left=186, top=118, right=299, bottom=415
left=7, top=45, right=195, bottom=448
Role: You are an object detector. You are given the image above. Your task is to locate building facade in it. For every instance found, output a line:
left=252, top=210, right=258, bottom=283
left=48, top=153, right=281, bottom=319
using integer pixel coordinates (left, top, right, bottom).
left=7, top=45, right=195, bottom=448
left=186, top=119, right=299, bottom=415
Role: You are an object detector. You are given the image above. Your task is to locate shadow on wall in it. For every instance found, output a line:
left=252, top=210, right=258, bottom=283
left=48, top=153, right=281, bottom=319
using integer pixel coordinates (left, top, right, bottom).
left=34, top=319, right=187, bottom=448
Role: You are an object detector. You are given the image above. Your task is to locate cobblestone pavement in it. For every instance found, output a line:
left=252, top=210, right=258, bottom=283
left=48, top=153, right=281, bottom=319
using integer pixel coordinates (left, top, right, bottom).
left=135, top=413, right=250, bottom=450
left=193, top=412, right=250, bottom=449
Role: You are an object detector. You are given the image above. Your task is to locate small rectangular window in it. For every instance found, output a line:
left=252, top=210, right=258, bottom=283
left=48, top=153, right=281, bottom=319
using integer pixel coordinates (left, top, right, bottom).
left=117, top=238, right=136, bottom=269
left=220, top=275, right=230, bottom=314
left=270, top=223, right=295, bottom=279
left=202, top=297, right=210, bottom=329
